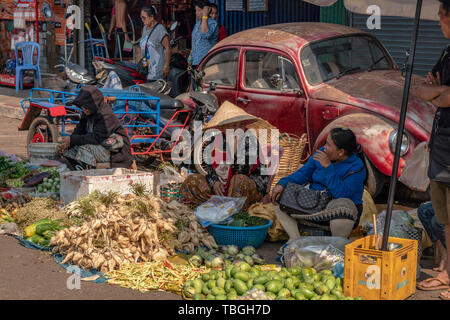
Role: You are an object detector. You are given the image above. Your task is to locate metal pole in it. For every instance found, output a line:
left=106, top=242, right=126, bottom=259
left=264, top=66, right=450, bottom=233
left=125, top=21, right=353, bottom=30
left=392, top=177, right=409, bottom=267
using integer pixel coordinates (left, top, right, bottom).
left=381, top=0, right=423, bottom=251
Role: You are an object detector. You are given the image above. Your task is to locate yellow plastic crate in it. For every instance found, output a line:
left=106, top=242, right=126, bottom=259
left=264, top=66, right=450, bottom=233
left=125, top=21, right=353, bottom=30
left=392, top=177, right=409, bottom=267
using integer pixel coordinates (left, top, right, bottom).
left=344, top=235, right=418, bottom=300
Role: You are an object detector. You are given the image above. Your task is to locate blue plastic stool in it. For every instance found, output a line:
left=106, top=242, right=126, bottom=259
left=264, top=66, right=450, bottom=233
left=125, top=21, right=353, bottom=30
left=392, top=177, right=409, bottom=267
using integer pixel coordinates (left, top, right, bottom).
left=15, top=41, right=42, bottom=92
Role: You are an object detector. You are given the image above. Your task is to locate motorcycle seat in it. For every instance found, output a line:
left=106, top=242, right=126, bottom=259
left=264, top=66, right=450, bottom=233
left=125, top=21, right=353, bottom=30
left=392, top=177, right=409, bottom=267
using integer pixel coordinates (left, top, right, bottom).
left=137, top=87, right=184, bottom=110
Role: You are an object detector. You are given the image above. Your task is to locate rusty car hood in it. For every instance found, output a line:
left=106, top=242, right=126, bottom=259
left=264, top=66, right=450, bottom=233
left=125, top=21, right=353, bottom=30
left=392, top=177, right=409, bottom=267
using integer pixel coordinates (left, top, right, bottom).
left=308, top=70, right=437, bottom=136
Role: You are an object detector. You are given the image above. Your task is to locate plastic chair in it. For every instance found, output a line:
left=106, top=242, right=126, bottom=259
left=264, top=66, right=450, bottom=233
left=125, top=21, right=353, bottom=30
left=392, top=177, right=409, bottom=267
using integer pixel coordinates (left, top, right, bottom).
left=15, top=41, right=42, bottom=93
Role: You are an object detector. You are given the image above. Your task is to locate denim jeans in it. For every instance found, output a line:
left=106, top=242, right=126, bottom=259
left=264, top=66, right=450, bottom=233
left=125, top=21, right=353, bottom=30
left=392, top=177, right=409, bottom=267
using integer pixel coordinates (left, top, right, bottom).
left=418, top=201, right=447, bottom=248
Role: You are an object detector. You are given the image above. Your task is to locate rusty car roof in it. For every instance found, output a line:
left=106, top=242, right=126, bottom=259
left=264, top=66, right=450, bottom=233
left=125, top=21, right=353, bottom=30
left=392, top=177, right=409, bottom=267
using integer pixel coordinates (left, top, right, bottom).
left=212, top=22, right=368, bottom=55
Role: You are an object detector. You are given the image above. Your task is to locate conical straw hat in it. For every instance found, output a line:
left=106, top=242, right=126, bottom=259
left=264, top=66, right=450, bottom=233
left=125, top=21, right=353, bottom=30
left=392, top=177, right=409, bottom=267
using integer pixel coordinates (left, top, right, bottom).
left=204, top=101, right=259, bottom=129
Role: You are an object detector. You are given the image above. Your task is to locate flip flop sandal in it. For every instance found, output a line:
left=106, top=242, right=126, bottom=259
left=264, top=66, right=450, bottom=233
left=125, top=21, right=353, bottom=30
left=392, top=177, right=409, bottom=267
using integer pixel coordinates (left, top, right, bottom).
left=417, top=277, right=450, bottom=291
left=439, top=289, right=450, bottom=300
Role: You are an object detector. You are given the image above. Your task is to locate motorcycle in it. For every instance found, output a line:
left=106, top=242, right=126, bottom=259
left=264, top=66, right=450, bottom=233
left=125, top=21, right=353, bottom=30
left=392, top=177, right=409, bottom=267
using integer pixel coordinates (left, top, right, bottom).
left=123, top=67, right=219, bottom=167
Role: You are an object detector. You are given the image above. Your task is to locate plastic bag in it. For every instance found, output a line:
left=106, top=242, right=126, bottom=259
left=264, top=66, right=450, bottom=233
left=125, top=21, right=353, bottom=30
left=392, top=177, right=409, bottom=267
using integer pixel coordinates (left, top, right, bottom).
left=314, top=244, right=345, bottom=272
left=281, top=236, right=350, bottom=270
left=194, top=195, right=246, bottom=227
left=365, top=210, right=416, bottom=239
left=160, top=166, right=185, bottom=186
left=399, top=141, right=430, bottom=192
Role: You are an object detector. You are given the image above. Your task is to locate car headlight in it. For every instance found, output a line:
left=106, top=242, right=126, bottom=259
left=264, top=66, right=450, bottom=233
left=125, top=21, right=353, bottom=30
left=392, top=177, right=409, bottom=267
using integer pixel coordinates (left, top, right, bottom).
left=389, top=129, right=410, bottom=156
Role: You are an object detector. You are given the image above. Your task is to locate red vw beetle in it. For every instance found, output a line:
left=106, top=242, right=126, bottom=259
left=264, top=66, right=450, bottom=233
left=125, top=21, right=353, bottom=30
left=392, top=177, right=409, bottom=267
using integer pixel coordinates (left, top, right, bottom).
left=189, top=22, right=435, bottom=197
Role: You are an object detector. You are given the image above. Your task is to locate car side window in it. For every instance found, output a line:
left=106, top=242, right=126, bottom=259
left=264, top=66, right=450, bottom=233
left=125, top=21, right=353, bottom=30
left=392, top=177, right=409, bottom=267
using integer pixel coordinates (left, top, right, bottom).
left=202, top=49, right=239, bottom=87
left=244, top=50, right=300, bottom=91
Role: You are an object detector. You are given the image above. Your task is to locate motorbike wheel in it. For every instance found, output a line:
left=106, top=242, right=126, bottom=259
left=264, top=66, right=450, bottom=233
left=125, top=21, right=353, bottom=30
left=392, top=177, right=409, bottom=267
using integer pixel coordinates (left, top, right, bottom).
left=27, top=116, right=60, bottom=157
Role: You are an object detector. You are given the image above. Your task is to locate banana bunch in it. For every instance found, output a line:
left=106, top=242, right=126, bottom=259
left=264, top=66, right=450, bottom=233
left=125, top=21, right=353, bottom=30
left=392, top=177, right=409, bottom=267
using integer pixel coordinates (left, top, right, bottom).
left=0, top=208, right=13, bottom=224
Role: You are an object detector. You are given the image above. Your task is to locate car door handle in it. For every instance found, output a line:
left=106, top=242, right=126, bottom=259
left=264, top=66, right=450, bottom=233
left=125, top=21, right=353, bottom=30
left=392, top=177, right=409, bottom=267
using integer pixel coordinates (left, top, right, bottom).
left=237, top=97, right=251, bottom=104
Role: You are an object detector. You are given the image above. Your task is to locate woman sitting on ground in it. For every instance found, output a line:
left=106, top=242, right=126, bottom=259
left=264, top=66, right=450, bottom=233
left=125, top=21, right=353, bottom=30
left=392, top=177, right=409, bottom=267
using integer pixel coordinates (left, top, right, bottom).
left=58, top=85, right=134, bottom=170
left=271, top=127, right=366, bottom=239
left=181, top=104, right=269, bottom=210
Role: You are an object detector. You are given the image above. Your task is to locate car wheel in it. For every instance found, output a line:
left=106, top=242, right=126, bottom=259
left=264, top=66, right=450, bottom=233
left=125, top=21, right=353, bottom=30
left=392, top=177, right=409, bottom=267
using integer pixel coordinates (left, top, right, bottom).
left=364, top=155, right=385, bottom=199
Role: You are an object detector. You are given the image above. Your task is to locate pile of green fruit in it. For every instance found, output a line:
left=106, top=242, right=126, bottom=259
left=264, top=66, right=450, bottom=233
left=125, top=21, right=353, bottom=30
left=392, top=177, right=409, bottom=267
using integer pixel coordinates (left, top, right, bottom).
left=183, top=262, right=362, bottom=300
left=24, top=218, right=66, bottom=247
left=189, top=245, right=265, bottom=269
left=35, top=168, right=60, bottom=199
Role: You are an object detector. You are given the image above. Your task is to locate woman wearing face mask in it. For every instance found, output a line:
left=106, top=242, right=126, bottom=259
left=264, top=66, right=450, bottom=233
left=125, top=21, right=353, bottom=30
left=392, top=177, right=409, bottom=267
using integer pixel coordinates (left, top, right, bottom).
left=139, top=6, right=171, bottom=81
left=271, top=127, right=366, bottom=239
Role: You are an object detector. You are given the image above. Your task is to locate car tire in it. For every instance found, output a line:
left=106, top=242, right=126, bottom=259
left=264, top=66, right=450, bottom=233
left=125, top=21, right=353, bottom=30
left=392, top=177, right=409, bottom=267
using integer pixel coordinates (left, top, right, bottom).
left=364, top=155, right=385, bottom=199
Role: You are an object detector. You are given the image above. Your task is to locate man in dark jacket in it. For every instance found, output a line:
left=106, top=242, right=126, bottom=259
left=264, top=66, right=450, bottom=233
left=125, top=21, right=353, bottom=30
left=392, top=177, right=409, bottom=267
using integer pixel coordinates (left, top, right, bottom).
left=59, top=85, right=134, bottom=169
left=416, top=0, right=450, bottom=300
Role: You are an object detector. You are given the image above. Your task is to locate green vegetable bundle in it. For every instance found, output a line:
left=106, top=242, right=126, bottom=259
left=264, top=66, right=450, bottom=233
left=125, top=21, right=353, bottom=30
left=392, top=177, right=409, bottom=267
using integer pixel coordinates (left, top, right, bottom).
left=26, top=219, right=66, bottom=247
left=226, top=211, right=267, bottom=227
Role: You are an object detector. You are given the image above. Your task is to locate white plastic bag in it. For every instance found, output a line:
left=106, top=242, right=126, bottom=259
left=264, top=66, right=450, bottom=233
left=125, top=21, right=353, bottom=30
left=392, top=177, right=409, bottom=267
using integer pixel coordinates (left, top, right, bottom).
left=281, top=236, right=350, bottom=270
left=159, top=166, right=185, bottom=186
left=399, top=141, right=429, bottom=192
left=195, top=195, right=246, bottom=227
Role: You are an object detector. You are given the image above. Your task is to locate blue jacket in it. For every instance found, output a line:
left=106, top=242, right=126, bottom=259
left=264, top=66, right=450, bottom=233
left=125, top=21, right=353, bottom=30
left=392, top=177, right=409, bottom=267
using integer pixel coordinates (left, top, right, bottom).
left=191, top=19, right=218, bottom=66
left=277, top=148, right=366, bottom=205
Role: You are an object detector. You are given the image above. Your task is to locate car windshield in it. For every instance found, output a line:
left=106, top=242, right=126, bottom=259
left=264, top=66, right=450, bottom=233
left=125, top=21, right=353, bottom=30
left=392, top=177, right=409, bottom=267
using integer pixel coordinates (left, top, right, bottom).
left=300, top=35, right=394, bottom=85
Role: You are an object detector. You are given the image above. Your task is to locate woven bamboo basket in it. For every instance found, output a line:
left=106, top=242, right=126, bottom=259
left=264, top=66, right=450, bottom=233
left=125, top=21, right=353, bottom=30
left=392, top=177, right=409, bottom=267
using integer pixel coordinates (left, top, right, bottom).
left=269, top=133, right=308, bottom=192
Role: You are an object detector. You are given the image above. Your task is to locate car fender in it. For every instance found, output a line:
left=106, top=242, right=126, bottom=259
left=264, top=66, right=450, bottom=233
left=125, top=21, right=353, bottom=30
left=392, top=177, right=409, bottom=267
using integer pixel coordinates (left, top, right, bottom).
left=312, top=113, right=406, bottom=177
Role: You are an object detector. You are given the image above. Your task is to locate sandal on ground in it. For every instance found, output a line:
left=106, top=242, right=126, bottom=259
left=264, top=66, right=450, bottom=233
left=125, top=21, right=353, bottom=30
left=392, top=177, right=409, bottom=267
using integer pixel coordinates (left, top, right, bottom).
left=439, top=289, right=450, bottom=300
left=417, top=277, right=450, bottom=291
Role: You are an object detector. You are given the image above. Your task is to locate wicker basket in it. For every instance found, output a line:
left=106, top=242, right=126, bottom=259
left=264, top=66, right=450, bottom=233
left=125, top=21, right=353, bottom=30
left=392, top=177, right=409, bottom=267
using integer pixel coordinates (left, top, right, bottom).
left=270, top=133, right=308, bottom=192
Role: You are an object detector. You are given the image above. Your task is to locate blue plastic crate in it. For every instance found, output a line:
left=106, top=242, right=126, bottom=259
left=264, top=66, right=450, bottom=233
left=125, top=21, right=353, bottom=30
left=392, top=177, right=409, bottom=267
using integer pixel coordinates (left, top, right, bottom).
left=207, top=220, right=273, bottom=249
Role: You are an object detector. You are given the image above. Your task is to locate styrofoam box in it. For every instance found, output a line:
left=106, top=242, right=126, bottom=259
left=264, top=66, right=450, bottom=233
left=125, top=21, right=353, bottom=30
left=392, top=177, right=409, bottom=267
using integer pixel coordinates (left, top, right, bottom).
left=60, top=168, right=157, bottom=204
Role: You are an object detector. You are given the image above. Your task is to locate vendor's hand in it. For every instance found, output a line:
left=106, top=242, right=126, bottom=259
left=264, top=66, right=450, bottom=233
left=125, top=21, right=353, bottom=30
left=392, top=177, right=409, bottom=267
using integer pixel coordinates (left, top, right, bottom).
left=426, top=72, right=441, bottom=87
left=59, top=136, right=70, bottom=153
left=313, top=150, right=331, bottom=168
left=163, top=65, right=170, bottom=77
left=125, top=34, right=131, bottom=43
left=108, top=33, right=112, bottom=41
left=202, top=6, right=210, bottom=16
left=271, top=184, right=284, bottom=203
left=213, top=181, right=225, bottom=196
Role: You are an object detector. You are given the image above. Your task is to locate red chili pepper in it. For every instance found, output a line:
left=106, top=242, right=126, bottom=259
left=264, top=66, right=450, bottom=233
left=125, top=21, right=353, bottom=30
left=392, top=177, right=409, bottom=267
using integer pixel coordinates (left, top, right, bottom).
left=163, top=260, right=174, bottom=270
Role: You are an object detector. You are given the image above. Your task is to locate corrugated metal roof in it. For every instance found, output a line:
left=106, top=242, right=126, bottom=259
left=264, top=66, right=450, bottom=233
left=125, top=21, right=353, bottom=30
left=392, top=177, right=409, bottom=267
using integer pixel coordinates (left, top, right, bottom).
left=352, top=14, right=449, bottom=76
left=211, top=0, right=320, bottom=36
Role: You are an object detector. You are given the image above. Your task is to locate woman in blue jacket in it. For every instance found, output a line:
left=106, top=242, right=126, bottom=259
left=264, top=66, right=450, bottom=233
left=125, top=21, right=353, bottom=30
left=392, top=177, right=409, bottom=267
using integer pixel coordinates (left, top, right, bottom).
left=271, top=127, right=366, bottom=239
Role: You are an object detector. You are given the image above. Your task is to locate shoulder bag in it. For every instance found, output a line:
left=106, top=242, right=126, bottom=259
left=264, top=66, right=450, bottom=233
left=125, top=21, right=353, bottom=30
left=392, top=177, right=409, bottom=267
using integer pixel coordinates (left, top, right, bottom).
left=136, top=23, right=160, bottom=77
left=279, top=167, right=364, bottom=216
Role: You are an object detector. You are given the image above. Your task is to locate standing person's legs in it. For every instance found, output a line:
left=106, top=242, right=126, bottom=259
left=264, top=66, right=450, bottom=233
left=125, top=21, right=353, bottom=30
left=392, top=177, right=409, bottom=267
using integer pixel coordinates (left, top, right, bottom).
left=114, top=28, right=124, bottom=59
left=418, top=180, right=450, bottom=292
left=442, top=224, right=450, bottom=299
left=431, top=215, right=447, bottom=271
